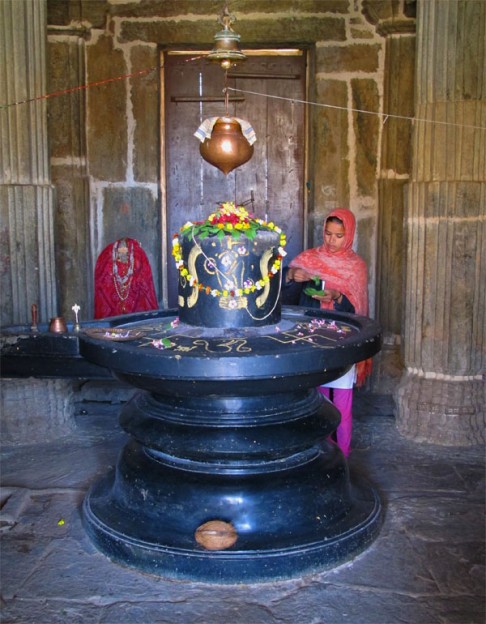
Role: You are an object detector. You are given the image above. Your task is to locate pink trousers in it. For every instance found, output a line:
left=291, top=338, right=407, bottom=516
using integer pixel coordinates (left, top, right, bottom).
left=318, top=386, right=353, bottom=457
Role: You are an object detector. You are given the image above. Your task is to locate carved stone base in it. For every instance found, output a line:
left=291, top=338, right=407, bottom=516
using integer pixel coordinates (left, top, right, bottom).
left=1, top=378, right=75, bottom=446
left=395, top=372, right=485, bottom=446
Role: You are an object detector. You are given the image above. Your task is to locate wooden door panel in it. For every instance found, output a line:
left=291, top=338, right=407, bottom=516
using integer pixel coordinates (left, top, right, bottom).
left=164, top=52, right=306, bottom=307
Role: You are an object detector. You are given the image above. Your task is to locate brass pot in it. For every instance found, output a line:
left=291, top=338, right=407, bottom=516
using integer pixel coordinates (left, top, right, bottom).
left=49, top=316, right=68, bottom=333
left=200, top=117, right=253, bottom=175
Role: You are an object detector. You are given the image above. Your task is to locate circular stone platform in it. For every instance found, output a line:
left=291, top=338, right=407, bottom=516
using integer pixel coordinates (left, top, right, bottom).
left=79, top=306, right=382, bottom=583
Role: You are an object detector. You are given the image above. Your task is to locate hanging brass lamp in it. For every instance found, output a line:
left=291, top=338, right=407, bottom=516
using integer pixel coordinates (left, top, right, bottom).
left=200, top=117, right=254, bottom=175
left=206, top=5, right=247, bottom=70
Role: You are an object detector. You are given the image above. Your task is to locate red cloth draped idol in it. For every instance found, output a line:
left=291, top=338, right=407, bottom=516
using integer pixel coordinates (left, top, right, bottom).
left=94, top=238, right=158, bottom=319
left=289, top=208, right=372, bottom=385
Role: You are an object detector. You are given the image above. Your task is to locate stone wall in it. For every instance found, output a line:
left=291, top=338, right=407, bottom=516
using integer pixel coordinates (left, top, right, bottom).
left=44, top=0, right=414, bottom=341
left=3, top=0, right=483, bottom=446
left=0, top=0, right=417, bottom=389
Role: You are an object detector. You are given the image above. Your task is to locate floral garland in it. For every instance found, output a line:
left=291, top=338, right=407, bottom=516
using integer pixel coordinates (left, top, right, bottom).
left=172, top=202, right=287, bottom=298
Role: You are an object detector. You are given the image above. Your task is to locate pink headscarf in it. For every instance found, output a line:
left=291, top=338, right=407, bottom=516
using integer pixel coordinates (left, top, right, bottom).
left=289, top=208, right=371, bottom=384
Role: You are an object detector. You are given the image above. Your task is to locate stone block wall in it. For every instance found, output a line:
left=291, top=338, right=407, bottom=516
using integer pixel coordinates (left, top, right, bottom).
left=4, top=1, right=483, bottom=446
left=45, top=0, right=415, bottom=334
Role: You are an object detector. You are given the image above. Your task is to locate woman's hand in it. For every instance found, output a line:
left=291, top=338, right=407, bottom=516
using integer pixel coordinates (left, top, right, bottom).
left=287, top=267, right=312, bottom=283
left=312, top=289, right=342, bottom=304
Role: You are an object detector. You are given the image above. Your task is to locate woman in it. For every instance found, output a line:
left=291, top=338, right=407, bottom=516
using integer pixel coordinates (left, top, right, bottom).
left=286, top=208, right=371, bottom=457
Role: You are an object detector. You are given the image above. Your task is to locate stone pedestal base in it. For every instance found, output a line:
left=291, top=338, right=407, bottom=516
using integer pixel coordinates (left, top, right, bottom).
left=1, top=378, right=75, bottom=446
left=84, top=389, right=382, bottom=583
left=395, top=372, right=485, bottom=446
left=80, top=307, right=383, bottom=582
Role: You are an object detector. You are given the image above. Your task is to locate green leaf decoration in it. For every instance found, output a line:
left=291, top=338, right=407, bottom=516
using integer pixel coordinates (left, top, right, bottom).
left=304, top=287, right=325, bottom=297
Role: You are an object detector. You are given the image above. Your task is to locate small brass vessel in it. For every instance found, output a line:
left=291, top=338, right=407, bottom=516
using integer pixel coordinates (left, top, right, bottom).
left=49, top=316, right=68, bottom=333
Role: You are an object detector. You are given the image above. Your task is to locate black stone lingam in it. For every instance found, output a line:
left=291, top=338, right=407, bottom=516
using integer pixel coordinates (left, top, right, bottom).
left=80, top=204, right=382, bottom=582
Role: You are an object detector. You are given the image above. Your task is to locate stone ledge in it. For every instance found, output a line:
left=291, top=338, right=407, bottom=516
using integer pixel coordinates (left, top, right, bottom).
left=1, top=378, right=76, bottom=446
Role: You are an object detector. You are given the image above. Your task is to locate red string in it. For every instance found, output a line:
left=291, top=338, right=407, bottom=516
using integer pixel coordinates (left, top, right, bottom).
left=0, top=55, right=203, bottom=110
left=0, top=67, right=157, bottom=109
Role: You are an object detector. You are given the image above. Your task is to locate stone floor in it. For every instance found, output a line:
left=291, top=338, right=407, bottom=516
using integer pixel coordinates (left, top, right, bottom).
left=0, top=392, right=484, bottom=624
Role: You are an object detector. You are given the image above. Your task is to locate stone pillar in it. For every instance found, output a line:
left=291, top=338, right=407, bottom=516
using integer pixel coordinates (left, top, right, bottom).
left=396, top=0, right=486, bottom=445
left=0, top=0, right=57, bottom=326
left=373, top=11, right=416, bottom=393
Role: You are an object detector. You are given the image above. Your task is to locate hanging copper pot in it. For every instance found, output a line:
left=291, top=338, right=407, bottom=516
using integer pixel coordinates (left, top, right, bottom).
left=200, top=117, right=254, bottom=175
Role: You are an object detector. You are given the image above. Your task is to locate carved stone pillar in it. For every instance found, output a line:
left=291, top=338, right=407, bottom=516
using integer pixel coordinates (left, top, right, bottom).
left=396, top=0, right=486, bottom=445
left=0, top=0, right=57, bottom=326
left=370, top=8, right=416, bottom=393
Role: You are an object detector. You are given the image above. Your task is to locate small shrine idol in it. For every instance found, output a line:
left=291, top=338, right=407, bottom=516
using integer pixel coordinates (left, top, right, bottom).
left=94, top=238, right=158, bottom=319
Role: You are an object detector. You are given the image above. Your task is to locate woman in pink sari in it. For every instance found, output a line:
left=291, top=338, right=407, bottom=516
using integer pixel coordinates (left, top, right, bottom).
left=286, top=208, right=371, bottom=457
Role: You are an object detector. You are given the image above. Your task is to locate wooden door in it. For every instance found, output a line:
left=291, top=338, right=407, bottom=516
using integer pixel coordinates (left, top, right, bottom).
left=162, top=51, right=307, bottom=307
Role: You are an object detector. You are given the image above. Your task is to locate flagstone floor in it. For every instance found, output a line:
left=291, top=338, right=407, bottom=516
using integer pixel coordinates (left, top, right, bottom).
left=1, top=392, right=484, bottom=624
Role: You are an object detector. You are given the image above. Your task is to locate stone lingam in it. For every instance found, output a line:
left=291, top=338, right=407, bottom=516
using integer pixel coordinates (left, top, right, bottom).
left=79, top=203, right=382, bottom=583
